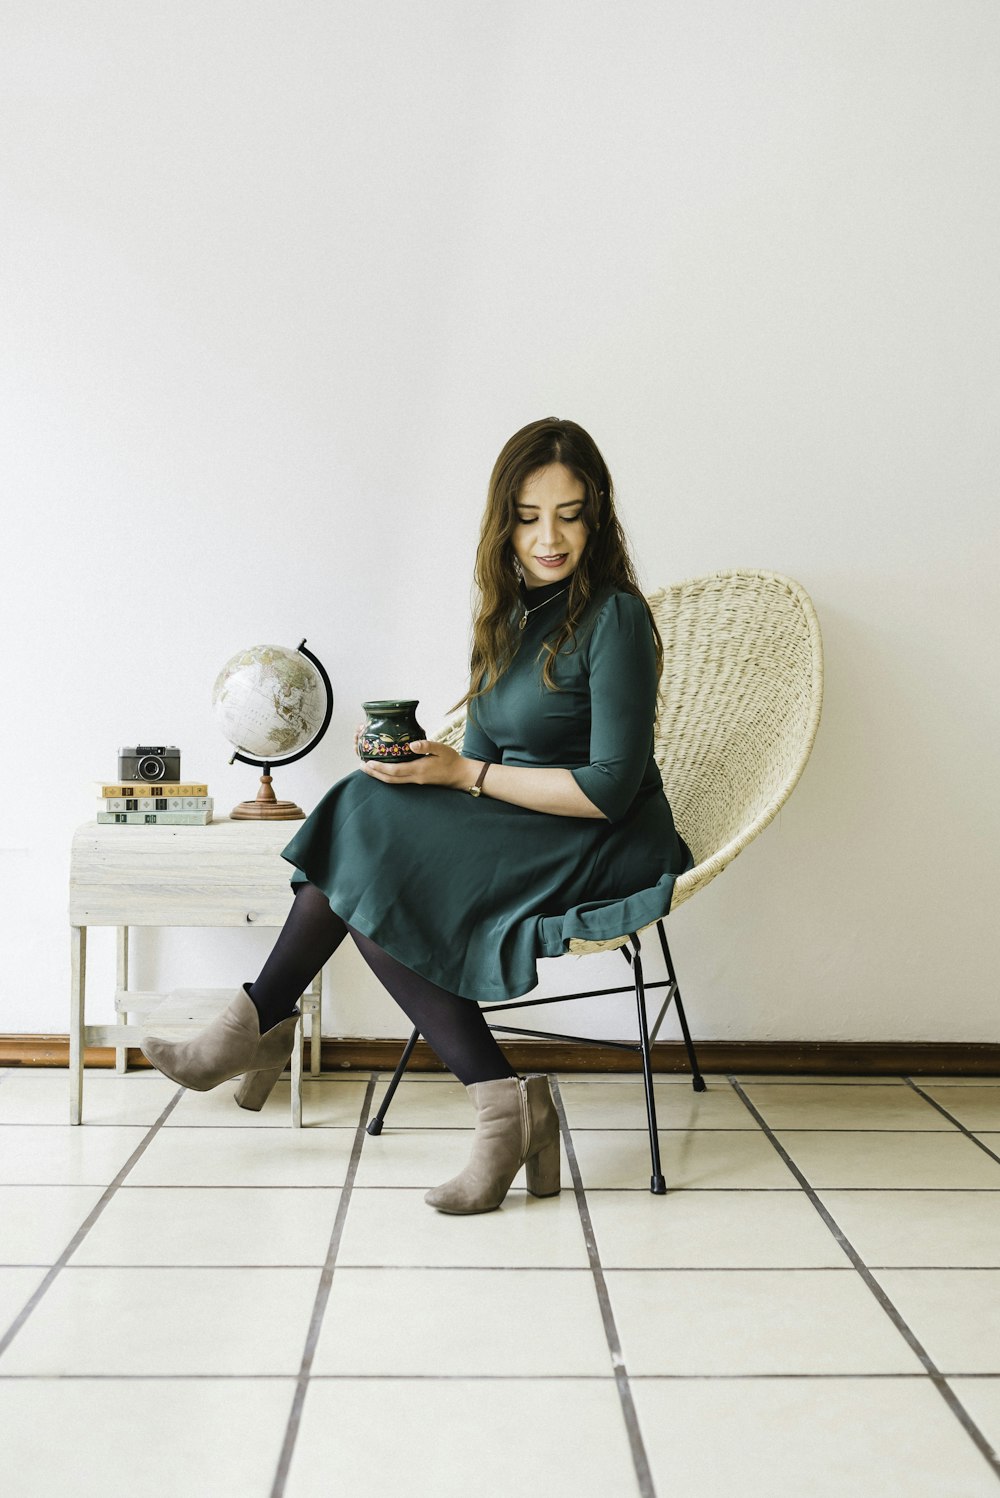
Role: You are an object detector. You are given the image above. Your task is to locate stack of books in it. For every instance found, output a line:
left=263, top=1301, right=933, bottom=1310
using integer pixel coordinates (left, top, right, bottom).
left=96, top=782, right=214, bottom=825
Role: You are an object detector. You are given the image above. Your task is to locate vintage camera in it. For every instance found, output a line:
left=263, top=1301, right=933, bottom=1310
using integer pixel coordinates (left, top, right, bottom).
left=118, top=745, right=182, bottom=782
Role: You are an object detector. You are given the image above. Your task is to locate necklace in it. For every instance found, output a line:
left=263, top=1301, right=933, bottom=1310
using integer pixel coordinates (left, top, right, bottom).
left=518, top=585, right=570, bottom=631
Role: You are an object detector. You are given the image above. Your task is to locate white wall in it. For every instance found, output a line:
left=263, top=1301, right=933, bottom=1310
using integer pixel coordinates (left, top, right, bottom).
left=2, top=1, right=997, bottom=1045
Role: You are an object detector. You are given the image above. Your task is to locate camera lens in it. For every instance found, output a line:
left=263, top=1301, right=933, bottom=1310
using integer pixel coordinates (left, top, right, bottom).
left=137, top=756, right=166, bottom=780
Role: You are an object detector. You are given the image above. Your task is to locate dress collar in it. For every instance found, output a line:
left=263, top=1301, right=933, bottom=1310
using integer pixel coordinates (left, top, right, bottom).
left=516, top=576, right=573, bottom=632
left=518, top=574, right=574, bottom=611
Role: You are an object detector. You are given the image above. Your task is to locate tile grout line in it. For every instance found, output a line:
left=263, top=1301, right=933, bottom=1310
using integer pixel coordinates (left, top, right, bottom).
left=0, top=1085, right=188, bottom=1360
left=6, top=1264, right=998, bottom=1274
left=14, top=1260, right=568, bottom=1274
left=268, top=1070, right=378, bottom=1498
left=549, top=1074, right=655, bottom=1498
left=728, top=1076, right=1000, bottom=1484
left=5, top=1371, right=992, bottom=1381
left=902, top=1078, right=1000, bottom=1163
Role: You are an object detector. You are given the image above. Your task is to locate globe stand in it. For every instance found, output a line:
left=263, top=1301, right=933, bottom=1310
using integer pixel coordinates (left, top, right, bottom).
left=229, top=773, right=305, bottom=821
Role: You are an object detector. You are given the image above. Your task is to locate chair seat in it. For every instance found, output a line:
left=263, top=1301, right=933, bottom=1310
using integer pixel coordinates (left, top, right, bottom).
left=567, top=933, right=632, bottom=954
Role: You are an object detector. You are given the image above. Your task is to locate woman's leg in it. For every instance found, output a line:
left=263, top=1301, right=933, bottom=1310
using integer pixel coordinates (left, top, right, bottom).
left=246, top=881, right=350, bottom=1034
left=139, top=885, right=338, bottom=1093
left=346, top=924, right=516, bottom=1086
left=248, top=883, right=516, bottom=1086
left=347, top=931, right=553, bottom=1216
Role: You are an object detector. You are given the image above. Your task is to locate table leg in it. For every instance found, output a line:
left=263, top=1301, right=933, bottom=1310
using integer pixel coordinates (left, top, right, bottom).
left=291, top=1012, right=303, bottom=1128
left=115, top=926, right=130, bottom=1074
left=69, top=926, right=86, bottom=1125
left=311, top=967, right=323, bottom=1076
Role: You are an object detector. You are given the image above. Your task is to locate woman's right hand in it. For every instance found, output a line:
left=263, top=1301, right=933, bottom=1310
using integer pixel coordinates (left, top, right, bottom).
left=354, top=722, right=365, bottom=757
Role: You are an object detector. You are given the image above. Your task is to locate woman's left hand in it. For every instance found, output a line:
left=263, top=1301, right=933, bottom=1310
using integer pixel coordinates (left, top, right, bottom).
left=360, top=739, right=466, bottom=790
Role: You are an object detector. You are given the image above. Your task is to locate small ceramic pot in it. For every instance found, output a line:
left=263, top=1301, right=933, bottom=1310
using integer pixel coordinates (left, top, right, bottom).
left=357, top=700, right=427, bottom=763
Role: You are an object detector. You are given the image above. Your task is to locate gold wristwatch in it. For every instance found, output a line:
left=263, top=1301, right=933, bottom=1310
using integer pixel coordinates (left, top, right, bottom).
left=467, top=761, right=491, bottom=798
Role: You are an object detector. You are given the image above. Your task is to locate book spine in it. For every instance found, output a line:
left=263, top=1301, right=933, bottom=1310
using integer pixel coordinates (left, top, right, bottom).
left=103, top=797, right=213, bottom=812
left=96, top=784, right=210, bottom=797
left=96, top=811, right=214, bottom=825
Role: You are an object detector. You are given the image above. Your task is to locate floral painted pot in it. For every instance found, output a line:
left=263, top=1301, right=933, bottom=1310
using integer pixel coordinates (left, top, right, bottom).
left=357, top=700, right=427, bottom=764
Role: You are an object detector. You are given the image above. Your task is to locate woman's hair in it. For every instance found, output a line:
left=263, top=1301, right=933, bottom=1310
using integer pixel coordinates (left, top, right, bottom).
left=447, top=416, right=664, bottom=714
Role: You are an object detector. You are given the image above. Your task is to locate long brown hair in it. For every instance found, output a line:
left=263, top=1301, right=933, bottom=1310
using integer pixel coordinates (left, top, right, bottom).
left=447, top=417, right=664, bottom=714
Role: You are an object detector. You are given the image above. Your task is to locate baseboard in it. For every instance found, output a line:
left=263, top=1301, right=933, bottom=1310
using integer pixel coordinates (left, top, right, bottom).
left=2, top=1035, right=999, bottom=1075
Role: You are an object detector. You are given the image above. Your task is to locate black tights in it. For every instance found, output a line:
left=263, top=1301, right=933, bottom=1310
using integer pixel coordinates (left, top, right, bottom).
left=245, top=881, right=517, bottom=1087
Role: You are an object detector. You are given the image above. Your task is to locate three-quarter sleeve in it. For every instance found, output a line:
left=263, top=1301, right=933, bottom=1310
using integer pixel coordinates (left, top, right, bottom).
left=570, top=593, right=659, bottom=822
left=462, top=699, right=502, bottom=762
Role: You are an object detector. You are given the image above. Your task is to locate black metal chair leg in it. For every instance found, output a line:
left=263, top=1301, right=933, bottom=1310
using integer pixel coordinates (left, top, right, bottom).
left=631, top=935, right=667, bottom=1194
left=366, top=1024, right=420, bottom=1135
left=656, top=920, right=706, bottom=1092
left=672, top=988, right=706, bottom=1093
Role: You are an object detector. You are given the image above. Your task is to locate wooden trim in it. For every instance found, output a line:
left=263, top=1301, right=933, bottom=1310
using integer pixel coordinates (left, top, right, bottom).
left=2, top=1034, right=999, bottom=1075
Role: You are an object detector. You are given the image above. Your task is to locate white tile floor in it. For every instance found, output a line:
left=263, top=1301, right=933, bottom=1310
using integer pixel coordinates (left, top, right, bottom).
left=1, top=1066, right=999, bottom=1497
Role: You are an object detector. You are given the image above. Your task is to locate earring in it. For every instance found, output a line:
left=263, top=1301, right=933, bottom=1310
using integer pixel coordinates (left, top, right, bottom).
left=512, top=554, right=524, bottom=580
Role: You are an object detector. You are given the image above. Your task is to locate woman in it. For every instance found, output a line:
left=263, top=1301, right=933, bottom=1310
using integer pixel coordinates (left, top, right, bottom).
left=141, top=417, right=694, bottom=1214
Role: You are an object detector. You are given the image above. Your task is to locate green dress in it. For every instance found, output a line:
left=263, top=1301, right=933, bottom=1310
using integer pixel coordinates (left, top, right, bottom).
left=279, top=577, right=694, bottom=1002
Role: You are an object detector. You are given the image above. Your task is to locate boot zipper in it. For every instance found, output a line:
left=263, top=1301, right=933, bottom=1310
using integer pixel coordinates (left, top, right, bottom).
left=518, top=1076, right=530, bottom=1160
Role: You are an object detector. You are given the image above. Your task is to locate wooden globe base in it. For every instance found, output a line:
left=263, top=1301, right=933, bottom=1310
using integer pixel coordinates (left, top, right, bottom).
left=229, top=774, right=305, bottom=821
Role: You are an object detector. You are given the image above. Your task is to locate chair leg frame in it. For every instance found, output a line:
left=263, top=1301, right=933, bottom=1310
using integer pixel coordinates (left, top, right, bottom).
left=365, top=1024, right=419, bottom=1136
left=365, top=919, right=705, bottom=1195
left=630, top=935, right=666, bottom=1194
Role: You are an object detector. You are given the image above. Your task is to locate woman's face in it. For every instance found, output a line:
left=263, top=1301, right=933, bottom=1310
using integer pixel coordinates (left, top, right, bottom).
left=511, top=462, right=590, bottom=590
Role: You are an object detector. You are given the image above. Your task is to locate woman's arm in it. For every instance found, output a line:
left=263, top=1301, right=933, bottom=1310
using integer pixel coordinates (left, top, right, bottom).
left=362, top=740, right=606, bottom=818
left=565, top=593, right=659, bottom=821
left=455, top=702, right=600, bottom=816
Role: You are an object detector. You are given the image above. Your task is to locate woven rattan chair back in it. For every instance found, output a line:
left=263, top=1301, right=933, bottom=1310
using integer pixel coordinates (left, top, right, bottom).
left=432, top=568, right=823, bottom=951
left=647, top=567, right=823, bottom=912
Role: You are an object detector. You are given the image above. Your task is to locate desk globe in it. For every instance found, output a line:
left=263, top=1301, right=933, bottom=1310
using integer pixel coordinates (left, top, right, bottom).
left=211, top=638, right=333, bottom=820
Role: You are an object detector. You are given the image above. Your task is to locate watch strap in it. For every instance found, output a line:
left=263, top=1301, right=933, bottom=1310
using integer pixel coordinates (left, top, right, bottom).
left=468, top=761, right=491, bottom=797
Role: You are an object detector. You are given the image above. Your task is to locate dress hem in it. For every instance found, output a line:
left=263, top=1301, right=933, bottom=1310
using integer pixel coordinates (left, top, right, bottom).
left=284, top=844, right=692, bottom=1003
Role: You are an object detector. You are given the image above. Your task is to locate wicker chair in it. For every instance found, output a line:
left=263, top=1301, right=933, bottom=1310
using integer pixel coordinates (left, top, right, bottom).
left=367, top=569, right=824, bottom=1194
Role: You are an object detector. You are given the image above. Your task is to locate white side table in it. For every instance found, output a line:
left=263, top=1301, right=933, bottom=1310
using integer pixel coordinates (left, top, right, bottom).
left=68, top=816, right=323, bottom=1126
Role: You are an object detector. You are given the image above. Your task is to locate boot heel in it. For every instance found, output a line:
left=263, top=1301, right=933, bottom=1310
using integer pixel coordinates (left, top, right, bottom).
left=525, top=1136, right=561, bottom=1196
left=234, top=1064, right=285, bottom=1111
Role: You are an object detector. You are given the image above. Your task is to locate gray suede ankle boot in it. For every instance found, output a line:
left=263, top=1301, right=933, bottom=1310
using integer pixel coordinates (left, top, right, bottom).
left=140, top=986, right=298, bottom=1109
left=424, top=1073, right=561, bottom=1214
